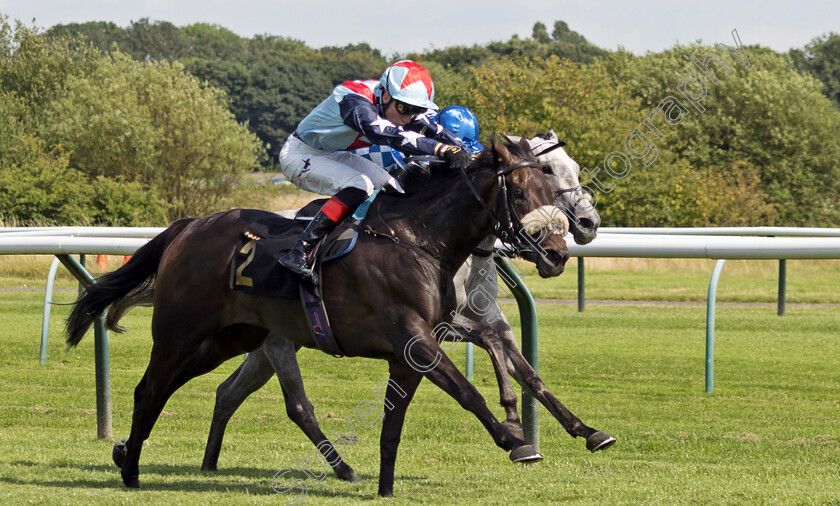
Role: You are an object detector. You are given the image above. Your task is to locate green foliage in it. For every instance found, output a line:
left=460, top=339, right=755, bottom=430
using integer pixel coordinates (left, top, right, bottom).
left=603, top=45, right=840, bottom=226
left=7, top=15, right=840, bottom=227
left=0, top=134, right=92, bottom=225
left=415, top=19, right=607, bottom=69
left=1, top=17, right=263, bottom=224
left=438, top=55, right=638, bottom=154
left=790, top=32, right=840, bottom=107
left=0, top=17, right=103, bottom=127
left=44, top=19, right=389, bottom=166
left=87, top=176, right=168, bottom=226
left=44, top=20, right=128, bottom=52
left=40, top=51, right=263, bottom=219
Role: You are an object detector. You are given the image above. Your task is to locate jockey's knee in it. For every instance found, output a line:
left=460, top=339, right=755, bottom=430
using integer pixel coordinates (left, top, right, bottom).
left=342, top=174, right=375, bottom=196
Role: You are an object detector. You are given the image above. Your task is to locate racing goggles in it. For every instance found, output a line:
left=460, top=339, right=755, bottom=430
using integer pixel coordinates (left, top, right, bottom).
left=393, top=100, right=425, bottom=116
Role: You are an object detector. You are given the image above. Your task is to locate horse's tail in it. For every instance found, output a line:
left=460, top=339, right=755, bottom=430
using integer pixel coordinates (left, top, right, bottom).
left=65, top=218, right=195, bottom=348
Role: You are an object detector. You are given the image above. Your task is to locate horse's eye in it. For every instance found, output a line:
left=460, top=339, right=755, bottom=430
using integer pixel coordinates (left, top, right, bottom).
left=541, top=165, right=553, bottom=175
left=512, top=187, right=525, bottom=199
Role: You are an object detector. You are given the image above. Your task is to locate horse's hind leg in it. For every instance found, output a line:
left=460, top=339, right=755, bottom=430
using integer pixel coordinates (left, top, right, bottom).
left=121, top=325, right=266, bottom=488
left=120, top=351, right=198, bottom=488
left=202, top=349, right=275, bottom=471
left=261, top=335, right=361, bottom=483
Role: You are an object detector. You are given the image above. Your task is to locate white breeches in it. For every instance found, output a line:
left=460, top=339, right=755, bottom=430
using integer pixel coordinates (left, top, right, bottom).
left=279, top=135, right=397, bottom=196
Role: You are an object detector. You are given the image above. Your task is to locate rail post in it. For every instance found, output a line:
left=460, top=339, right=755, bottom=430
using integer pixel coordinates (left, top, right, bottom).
left=577, top=257, right=585, bottom=312
left=778, top=259, right=787, bottom=316
left=56, top=254, right=112, bottom=439
left=706, top=259, right=726, bottom=394
left=494, top=256, right=539, bottom=449
left=40, top=257, right=62, bottom=364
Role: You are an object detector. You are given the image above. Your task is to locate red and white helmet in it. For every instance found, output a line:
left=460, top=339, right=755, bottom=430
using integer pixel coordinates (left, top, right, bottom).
left=379, top=60, right=438, bottom=110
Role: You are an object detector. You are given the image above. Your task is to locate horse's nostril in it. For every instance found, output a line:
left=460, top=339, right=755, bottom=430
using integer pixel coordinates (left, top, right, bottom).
left=576, top=218, right=593, bottom=231
left=545, top=249, right=568, bottom=266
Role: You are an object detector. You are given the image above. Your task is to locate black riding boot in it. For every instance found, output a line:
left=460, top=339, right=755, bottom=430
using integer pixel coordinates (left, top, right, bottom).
left=279, top=187, right=369, bottom=279
left=278, top=211, right=337, bottom=279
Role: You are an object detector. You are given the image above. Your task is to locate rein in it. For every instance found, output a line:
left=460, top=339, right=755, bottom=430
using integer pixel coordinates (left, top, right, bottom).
left=456, top=159, right=542, bottom=256
left=360, top=152, right=549, bottom=262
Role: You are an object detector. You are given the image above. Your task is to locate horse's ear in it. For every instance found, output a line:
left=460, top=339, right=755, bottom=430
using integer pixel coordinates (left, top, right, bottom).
left=519, top=137, right=535, bottom=157
left=546, top=129, right=567, bottom=147
left=499, top=133, right=514, bottom=145
left=490, top=133, right=515, bottom=165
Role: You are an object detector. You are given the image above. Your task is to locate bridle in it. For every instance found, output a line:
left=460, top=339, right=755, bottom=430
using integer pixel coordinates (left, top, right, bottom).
left=530, top=138, right=581, bottom=198
left=456, top=158, right=545, bottom=257
left=366, top=148, right=563, bottom=260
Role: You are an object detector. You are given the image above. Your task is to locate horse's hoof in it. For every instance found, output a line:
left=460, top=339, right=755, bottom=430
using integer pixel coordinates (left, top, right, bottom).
left=122, top=473, right=139, bottom=488
left=501, top=420, right=525, bottom=440
left=509, top=445, right=543, bottom=463
left=112, top=438, right=128, bottom=468
left=586, top=431, right=616, bottom=453
left=201, top=463, right=218, bottom=472
left=343, top=471, right=363, bottom=483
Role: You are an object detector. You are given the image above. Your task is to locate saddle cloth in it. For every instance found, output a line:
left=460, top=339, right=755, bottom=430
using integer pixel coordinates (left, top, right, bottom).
left=230, top=191, right=378, bottom=298
left=230, top=192, right=379, bottom=357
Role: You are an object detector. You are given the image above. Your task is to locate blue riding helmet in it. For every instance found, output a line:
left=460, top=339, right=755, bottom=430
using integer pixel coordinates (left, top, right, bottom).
left=436, top=106, right=483, bottom=154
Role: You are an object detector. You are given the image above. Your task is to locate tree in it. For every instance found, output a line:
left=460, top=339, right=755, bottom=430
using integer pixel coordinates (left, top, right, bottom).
left=181, top=23, right=247, bottom=61
left=436, top=55, right=640, bottom=168
left=40, top=51, right=263, bottom=219
left=123, top=17, right=189, bottom=62
left=416, top=19, right=607, bottom=70
left=790, top=32, right=840, bottom=107
left=45, top=21, right=128, bottom=53
left=604, top=45, right=840, bottom=226
left=532, top=22, right=551, bottom=44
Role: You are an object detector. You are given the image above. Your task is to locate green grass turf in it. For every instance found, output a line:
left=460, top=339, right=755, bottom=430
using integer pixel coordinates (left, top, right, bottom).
left=1, top=288, right=838, bottom=504
left=509, top=258, right=840, bottom=304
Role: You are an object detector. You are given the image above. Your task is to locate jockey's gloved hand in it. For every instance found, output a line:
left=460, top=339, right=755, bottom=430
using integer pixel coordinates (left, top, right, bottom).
left=435, top=144, right=471, bottom=171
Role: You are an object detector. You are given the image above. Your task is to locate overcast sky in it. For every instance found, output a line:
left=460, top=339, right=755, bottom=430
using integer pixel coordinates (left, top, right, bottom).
left=1, top=0, right=838, bottom=56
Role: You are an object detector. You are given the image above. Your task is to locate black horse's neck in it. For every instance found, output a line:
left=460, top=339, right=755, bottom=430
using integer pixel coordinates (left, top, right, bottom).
left=374, top=151, right=505, bottom=275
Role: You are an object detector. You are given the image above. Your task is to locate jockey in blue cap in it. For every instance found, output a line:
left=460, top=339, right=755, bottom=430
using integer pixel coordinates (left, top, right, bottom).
left=278, top=60, right=471, bottom=279
left=436, top=105, right=483, bottom=154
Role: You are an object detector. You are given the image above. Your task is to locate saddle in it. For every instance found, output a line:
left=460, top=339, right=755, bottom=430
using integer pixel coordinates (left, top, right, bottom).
left=230, top=192, right=380, bottom=357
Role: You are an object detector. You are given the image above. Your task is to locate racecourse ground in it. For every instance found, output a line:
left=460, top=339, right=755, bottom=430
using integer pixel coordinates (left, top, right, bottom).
left=0, top=257, right=838, bottom=504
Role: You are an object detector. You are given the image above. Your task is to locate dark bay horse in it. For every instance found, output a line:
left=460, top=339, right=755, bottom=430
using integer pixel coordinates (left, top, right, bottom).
left=197, top=131, right=613, bottom=480
left=66, top=136, right=586, bottom=497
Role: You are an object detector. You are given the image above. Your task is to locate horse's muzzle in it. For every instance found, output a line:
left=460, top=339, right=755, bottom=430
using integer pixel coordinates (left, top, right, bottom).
left=520, top=236, right=568, bottom=278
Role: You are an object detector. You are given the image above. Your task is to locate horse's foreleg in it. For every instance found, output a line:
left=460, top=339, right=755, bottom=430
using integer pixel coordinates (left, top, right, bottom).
left=498, top=330, right=616, bottom=452
left=457, top=251, right=524, bottom=435
left=202, top=349, right=274, bottom=471
left=451, top=314, right=523, bottom=438
left=400, top=328, right=541, bottom=463
left=377, top=362, right=423, bottom=498
left=261, top=335, right=361, bottom=483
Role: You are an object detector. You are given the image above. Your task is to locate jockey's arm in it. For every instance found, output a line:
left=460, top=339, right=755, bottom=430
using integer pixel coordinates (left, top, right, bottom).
left=339, top=95, right=453, bottom=157
left=406, top=111, right=469, bottom=152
